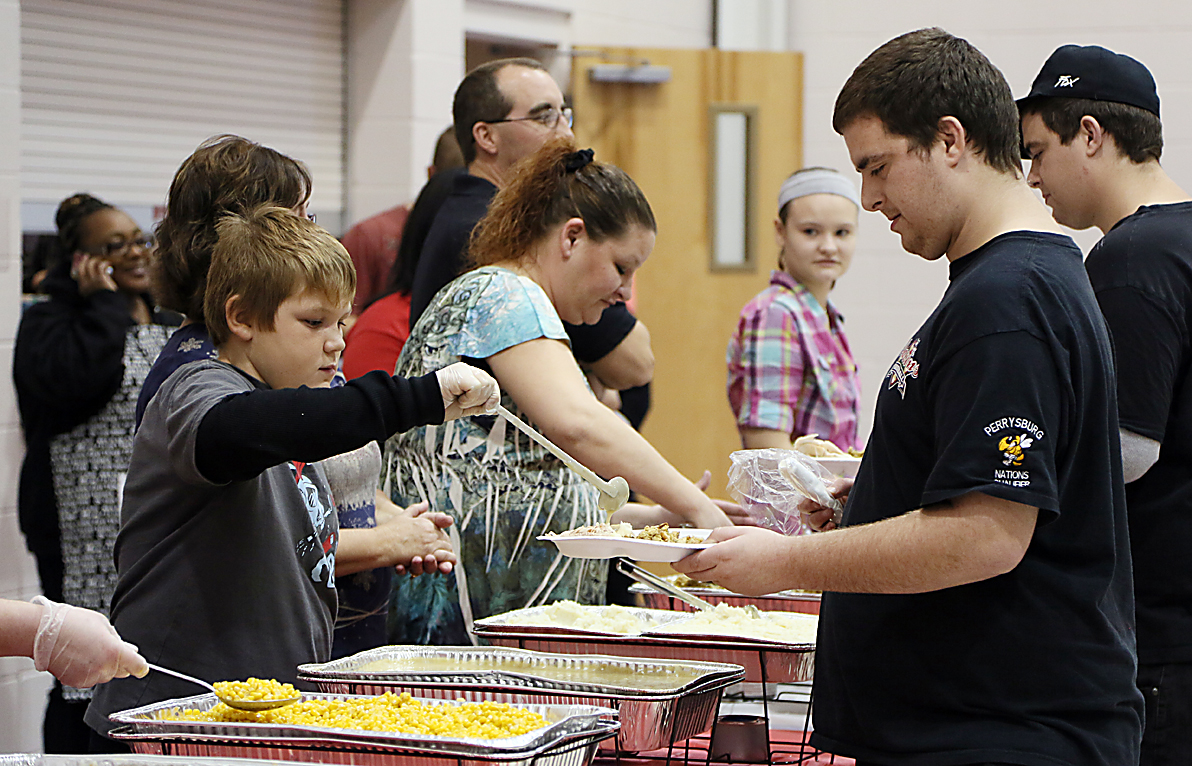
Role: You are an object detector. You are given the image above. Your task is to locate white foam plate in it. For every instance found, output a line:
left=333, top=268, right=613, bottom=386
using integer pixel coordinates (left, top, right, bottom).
left=539, top=530, right=713, bottom=563
left=812, top=456, right=862, bottom=478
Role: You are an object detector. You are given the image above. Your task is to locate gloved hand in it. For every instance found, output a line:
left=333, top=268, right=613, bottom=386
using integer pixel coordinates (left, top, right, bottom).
left=436, top=362, right=500, bottom=421
left=32, top=596, right=149, bottom=689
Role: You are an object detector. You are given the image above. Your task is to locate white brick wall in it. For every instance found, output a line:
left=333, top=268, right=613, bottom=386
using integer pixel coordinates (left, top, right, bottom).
left=790, top=0, right=1192, bottom=440
left=1, top=0, right=55, bottom=754
left=6, top=0, right=1192, bottom=751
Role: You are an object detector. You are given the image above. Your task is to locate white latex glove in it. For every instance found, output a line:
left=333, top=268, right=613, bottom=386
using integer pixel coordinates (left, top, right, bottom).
left=436, top=362, right=500, bottom=421
left=32, top=596, right=148, bottom=689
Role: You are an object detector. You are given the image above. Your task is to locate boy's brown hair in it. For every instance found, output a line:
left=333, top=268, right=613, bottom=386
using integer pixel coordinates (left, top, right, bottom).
left=155, top=134, right=312, bottom=320
left=205, top=205, right=355, bottom=346
left=833, top=27, right=1023, bottom=176
left=1018, top=98, right=1163, bottom=164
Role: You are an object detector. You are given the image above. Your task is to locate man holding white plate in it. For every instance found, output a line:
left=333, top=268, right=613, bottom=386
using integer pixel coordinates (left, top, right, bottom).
left=678, top=28, right=1142, bottom=766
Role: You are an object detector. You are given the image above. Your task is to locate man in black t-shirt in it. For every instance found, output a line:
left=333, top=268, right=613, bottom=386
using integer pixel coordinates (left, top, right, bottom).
left=1019, top=45, right=1192, bottom=766
left=409, top=58, right=653, bottom=398
left=677, top=28, right=1143, bottom=765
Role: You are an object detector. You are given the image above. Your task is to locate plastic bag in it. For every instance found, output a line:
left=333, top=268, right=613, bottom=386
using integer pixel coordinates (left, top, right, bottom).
left=726, top=448, right=840, bottom=535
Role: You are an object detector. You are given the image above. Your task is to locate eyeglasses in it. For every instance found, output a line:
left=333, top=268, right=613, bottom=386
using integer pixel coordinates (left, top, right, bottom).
left=91, top=235, right=154, bottom=260
left=487, top=106, right=573, bottom=130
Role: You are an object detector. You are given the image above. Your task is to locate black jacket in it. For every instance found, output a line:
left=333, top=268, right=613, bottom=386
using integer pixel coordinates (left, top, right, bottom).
left=13, top=260, right=179, bottom=599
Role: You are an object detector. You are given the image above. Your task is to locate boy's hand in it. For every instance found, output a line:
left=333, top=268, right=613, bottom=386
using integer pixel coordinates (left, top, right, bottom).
left=437, top=363, right=500, bottom=420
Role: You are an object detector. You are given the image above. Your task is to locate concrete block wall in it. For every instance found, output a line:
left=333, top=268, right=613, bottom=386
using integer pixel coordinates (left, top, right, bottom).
left=789, top=0, right=1192, bottom=439
left=5, top=0, right=1192, bottom=752
left=0, top=0, right=56, bottom=755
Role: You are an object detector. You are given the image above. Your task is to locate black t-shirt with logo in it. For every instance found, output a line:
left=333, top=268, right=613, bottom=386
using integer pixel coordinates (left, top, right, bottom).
left=810, top=232, right=1143, bottom=765
left=1086, top=202, right=1192, bottom=665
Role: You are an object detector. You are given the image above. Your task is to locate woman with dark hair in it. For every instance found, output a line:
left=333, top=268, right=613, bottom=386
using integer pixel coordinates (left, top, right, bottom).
left=135, top=134, right=313, bottom=423
left=13, top=193, right=179, bottom=751
left=383, top=138, right=735, bottom=646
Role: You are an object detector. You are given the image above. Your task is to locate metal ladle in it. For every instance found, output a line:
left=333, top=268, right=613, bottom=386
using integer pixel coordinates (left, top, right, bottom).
left=147, top=663, right=301, bottom=711
left=496, top=404, right=630, bottom=513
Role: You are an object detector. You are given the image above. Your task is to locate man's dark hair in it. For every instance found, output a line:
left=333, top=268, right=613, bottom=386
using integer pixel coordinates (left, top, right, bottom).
left=833, top=27, right=1022, bottom=175
left=1019, top=98, right=1163, bottom=164
left=453, top=58, right=549, bottom=165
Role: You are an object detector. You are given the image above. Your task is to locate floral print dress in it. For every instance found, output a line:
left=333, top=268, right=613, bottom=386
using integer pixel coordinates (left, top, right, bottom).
left=383, top=267, right=606, bottom=645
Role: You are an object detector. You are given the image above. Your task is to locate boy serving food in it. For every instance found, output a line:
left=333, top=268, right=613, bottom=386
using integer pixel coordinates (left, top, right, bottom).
left=86, top=206, right=498, bottom=745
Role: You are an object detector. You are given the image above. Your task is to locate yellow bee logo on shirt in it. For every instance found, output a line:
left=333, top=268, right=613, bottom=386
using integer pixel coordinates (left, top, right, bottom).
left=998, top=434, right=1034, bottom=466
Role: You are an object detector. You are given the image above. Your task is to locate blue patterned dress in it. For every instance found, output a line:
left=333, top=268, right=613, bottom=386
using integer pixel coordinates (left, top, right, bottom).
left=383, top=267, right=606, bottom=645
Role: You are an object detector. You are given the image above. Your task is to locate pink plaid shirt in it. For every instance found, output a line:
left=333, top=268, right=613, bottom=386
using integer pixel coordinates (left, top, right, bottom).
left=727, top=270, right=861, bottom=451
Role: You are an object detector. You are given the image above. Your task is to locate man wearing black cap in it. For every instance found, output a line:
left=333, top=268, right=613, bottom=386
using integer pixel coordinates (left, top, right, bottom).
left=1020, top=45, right=1192, bottom=765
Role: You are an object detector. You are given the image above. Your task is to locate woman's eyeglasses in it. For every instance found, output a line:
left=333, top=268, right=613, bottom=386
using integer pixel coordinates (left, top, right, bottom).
left=91, top=235, right=155, bottom=259
left=487, top=106, right=573, bottom=130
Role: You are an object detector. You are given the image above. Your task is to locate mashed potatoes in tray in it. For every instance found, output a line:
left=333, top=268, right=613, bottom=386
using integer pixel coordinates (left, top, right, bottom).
left=515, top=600, right=669, bottom=634
left=649, top=603, right=818, bottom=645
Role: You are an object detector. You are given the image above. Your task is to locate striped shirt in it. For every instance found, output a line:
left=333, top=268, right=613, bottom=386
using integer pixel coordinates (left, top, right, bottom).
left=727, top=270, right=861, bottom=451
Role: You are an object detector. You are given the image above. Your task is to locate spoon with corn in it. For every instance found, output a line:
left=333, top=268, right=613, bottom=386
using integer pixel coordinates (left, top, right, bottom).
left=146, top=664, right=301, bottom=711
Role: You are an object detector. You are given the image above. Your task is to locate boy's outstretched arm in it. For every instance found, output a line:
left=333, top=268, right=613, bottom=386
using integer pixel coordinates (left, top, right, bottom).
left=194, top=363, right=497, bottom=484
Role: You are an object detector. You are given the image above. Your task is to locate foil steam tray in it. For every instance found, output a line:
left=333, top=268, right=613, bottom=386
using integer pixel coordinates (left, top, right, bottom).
left=297, top=646, right=745, bottom=753
left=0, top=757, right=301, bottom=766
left=108, top=691, right=616, bottom=759
left=628, top=583, right=821, bottom=615
left=297, top=645, right=744, bottom=697
left=471, top=631, right=815, bottom=685
left=470, top=605, right=685, bottom=637
left=111, top=721, right=618, bottom=766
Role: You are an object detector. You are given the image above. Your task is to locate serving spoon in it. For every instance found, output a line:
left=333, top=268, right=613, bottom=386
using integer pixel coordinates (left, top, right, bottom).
left=146, top=663, right=301, bottom=711
left=616, top=558, right=762, bottom=618
left=496, top=404, right=630, bottom=513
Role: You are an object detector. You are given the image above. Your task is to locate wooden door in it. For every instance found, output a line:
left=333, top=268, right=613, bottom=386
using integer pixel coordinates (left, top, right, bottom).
left=571, top=48, right=804, bottom=500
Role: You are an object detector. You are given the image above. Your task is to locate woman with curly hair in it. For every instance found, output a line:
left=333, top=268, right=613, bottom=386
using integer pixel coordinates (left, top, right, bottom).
left=384, top=138, right=736, bottom=645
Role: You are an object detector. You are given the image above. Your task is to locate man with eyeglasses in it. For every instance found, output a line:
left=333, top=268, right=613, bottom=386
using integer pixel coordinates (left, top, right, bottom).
left=408, top=57, right=654, bottom=407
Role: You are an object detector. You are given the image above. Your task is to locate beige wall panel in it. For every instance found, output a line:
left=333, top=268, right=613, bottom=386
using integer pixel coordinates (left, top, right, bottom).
left=572, top=48, right=802, bottom=499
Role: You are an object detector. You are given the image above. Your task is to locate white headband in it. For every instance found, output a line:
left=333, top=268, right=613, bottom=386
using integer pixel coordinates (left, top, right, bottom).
left=777, top=169, right=861, bottom=213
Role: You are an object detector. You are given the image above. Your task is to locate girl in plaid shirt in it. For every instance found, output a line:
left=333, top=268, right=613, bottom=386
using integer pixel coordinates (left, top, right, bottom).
left=727, top=167, right=862, bottom=453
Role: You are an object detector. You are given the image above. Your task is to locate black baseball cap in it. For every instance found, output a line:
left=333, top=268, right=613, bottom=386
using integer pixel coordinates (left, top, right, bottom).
left=1017, top=44, right=1159, bottom=117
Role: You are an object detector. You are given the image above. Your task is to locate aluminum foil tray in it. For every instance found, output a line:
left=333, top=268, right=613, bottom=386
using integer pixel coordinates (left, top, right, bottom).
left=471, top=605, right=684, bottom=637
left=111, top=720, right=618, bottom=766
left=0, top=757, right=300, bottom=766
left=298, top=647, right=745, bottom=753
left=629, top=583, right=821, bottom=615
left=472, top=631, right=814, bottom=685
left=109, top=691, right=615, bottom=758
left=298, top=645, right=743, bottom=697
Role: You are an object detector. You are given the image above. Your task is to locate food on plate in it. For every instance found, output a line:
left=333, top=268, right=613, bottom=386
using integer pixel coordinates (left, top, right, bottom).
left=158, top=691, right=549, bottom=735
left=511, top=599, right=670, bottom=634
left=211, top=677, right=298, bottom=702
left=548, top=522, right=702, bottom=544
left=632, top=523, right=703, bottom=543
left=649, top=603, right=819, bottom=644
left=357, top=654, right=707, bottom=691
